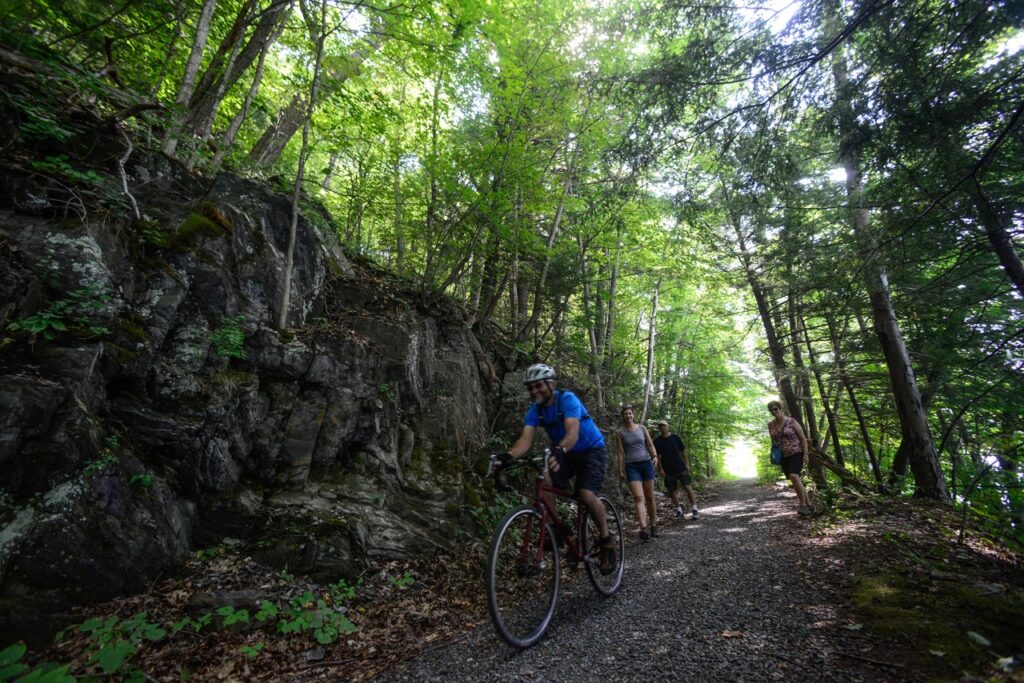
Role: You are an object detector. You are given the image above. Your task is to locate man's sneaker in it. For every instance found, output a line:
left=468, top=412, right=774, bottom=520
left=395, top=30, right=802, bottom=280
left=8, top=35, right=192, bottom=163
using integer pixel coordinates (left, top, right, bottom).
left=675, top=508, right=684, bottom=519
left=650, top=526, right=658, bottom=538
left=691, top=508, right=700, bottom=520
left=598, top=536, right=616, bottom=575
left=639, top=528, right=650, bottom=540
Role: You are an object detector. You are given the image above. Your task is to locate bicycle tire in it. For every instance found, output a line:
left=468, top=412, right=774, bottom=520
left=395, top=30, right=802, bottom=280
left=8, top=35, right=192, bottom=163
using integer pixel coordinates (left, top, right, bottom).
left=485, top=505, right=560, bottom=648
left=582, top=495, right=624, bottom=595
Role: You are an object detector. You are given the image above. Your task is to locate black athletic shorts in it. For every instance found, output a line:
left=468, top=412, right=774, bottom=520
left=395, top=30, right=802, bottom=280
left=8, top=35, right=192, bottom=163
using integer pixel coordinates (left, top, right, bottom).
left=665, top=470, right=692, bottom=493
left=551, top=445, right=607, bottom=494
left=781, top=453, right=804, bottom=476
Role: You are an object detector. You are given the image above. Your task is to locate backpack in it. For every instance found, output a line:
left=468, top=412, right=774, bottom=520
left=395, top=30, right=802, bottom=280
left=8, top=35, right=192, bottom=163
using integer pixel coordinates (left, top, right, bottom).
left=536, top=390, right=592, bottom=429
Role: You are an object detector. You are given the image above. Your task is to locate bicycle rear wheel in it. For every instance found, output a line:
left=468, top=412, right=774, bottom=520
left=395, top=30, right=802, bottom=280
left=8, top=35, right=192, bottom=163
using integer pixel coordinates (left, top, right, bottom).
left=583, top=495, right=624, bottom=595
left=485, top=505, right=560, bottom=648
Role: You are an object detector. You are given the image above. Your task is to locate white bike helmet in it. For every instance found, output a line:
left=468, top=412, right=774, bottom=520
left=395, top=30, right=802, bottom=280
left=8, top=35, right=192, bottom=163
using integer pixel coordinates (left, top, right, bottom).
left=522, top=363, right=556, bottom=385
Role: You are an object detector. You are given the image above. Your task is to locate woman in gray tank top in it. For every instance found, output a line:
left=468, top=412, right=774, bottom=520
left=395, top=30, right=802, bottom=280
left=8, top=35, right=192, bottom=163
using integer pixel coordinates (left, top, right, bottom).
left=616, top=406, right=659, bottom=539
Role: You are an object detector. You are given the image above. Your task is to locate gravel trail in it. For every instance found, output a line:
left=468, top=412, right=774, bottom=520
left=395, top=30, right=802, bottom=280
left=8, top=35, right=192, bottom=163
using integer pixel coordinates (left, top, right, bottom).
left=379, top=478, right=902, bottom=682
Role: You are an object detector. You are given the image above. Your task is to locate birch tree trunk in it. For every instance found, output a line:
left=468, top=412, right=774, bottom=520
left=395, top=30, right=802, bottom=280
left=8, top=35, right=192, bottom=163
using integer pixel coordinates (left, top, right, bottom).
left=163, top=0, right=218, bottom=156
left=276, top=0, right=327, bottom=330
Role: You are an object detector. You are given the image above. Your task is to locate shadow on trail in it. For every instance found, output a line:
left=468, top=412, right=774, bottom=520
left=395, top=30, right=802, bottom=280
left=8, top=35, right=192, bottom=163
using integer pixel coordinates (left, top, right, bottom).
left=372, top=478, right=903, bottom=683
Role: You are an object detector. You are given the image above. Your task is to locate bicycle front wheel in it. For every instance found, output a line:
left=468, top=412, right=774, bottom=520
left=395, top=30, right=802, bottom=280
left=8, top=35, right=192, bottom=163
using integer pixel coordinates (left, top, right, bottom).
left=485, top=505, right=560, bottom=648
left=583, top=495, right=624, bottom=595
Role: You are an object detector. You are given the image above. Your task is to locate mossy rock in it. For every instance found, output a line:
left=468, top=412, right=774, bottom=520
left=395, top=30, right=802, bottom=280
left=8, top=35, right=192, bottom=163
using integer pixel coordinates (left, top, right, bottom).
left=117, top=312, right=149, bottom=343
left=167, top=213, right=226, bottom=251
left=851, top=571, right=1024, bottom=675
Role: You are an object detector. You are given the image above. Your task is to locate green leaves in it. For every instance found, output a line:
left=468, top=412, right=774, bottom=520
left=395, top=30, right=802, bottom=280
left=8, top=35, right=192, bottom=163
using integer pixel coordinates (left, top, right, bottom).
left=0, top=642, right=73, bottom=683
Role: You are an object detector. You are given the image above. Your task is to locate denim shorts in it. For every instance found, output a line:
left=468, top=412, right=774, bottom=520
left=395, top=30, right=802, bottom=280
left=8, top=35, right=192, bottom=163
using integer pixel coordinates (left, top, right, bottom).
left=625, top=459, right=655, bottom=482
left=552, top=445, right=608, bottom=494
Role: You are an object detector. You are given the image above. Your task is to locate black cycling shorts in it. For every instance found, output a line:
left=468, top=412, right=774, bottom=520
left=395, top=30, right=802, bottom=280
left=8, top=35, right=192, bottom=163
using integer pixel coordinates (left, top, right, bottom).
left=551, top=445, right=608, bottom=494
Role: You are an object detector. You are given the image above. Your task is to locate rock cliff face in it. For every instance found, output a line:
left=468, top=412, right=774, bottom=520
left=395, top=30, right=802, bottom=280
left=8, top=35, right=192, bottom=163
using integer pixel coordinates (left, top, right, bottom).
left=0, top=133, right=501, bottom=642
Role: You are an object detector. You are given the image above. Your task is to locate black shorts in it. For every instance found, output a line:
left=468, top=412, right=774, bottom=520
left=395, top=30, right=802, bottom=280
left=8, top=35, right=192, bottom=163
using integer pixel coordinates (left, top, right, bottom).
left=781, top=453, right=804, bottom=476
left=551, top=445, right=607, bottom=494
left=665, top=470, right=692, bottom=493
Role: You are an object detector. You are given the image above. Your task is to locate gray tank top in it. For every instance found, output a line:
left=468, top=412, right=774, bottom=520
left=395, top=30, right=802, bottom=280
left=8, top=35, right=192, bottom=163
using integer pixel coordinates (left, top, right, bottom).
left=618, top=426, right=650, bottom=463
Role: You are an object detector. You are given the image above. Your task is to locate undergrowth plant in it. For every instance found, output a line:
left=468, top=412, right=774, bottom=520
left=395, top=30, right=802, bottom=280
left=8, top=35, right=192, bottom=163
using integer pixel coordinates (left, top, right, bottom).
left=56, top=612, right=166, bottom=680
left=0, top=643, right=73, bottom=683
left=7, top=286, right=112, bottom=342
left=211, top=315, right=247, bottom=360
left=82, top=435, right=120, bottom=477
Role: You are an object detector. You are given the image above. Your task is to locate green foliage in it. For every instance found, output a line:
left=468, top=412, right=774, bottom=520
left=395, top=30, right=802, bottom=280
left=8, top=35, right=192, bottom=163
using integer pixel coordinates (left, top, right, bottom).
left=128, top=473, right=152, bottom=489
left=66, top=612, right=165, bottom=677
left=240, top=643, right=264, bottom=658
left=7, top=287, right=112, bottom=342
left=195, top=546, right=224, bottom=562
left=277, top=591, right=358, bottom=645
left=327, top=578, right=359, bottom=604
left=82, top=435, right=120, bottom=477
left=390, top=571, right=415, bottom=588
left=30, top=155, right=104, bottom=185
left=0, top=643, right=73, bottom=683
left=211, top=315, right=247, bottom=360
left=11, top=94, right=75, bottom=142
left=378, top=382, right=395, bottom=402
left=215, top=606, right=250, bottom=626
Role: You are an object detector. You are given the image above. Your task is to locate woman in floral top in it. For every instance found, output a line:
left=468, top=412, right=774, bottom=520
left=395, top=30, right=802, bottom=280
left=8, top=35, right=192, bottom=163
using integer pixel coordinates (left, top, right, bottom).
left=767, top=400, right=812, bottom=515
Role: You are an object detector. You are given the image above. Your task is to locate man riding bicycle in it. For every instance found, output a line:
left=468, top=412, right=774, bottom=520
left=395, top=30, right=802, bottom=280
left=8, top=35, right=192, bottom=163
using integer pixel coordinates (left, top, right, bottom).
left=495, top=363, right=616, bottom=574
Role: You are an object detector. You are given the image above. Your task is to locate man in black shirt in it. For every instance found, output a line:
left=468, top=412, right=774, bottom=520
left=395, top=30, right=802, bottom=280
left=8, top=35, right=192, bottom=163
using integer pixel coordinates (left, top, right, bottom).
left=652, top=420, right=700, bottom=519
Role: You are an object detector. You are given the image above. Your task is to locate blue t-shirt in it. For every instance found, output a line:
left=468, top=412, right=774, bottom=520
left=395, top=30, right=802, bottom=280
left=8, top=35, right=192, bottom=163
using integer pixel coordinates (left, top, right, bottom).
left=524, top=390, right=605, bottom=452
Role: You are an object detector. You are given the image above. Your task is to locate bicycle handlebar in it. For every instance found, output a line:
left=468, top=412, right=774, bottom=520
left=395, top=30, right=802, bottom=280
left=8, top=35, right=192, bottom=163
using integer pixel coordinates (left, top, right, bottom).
left=488, top=450, right=551, bottom=492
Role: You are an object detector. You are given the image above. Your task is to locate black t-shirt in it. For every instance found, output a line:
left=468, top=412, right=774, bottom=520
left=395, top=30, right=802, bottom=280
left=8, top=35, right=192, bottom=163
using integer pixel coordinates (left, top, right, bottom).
left=653, top=434, right=687, bottom=475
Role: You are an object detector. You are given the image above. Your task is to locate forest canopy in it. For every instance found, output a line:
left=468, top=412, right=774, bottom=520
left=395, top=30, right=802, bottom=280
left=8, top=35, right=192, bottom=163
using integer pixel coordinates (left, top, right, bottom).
left=4, top=0, right=1022, bottom=543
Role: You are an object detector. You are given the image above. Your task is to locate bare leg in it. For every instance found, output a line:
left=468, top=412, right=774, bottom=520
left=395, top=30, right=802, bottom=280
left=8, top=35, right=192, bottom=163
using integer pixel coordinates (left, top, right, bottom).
left=642, top=478, right=657, bottom=528
left=669, top=490, right=681, bottom=509
left=683, top=484, right=697, bottom=509
left=577, top=488, right=608, bottom=538
left=628, top=480, right=647, bottom=529
left=789, top=474, right=810, bottom=508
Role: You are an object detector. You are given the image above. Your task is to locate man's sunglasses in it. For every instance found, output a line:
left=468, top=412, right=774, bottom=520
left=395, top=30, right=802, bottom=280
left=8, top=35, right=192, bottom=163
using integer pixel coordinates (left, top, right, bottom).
left=526, top=382, right=548, bottom=391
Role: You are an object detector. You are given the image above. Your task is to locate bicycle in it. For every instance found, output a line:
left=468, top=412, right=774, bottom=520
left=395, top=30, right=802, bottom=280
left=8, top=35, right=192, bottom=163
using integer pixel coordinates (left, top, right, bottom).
left=484, top=449, right=625, bottom=648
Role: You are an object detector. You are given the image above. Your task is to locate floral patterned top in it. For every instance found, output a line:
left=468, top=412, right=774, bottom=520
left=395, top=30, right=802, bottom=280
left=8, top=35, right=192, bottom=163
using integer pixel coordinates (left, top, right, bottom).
left=768, top=417, right=802, bottom=456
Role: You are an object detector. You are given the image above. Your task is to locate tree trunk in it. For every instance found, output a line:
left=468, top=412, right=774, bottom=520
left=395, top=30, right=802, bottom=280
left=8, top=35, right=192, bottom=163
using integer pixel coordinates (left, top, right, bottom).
left=248, top=27, right=388, bottom=166
left=163, top=0, right=218, bottom=156
left=276, top=0, right=327, bottom=330
left=969, top=179, right=1024, bottom=298
left=826, top=314, right=883, bottom=486
left=186, top=0, right=292, bottom=139
left=640, top=279, right=661, bottom=424
left=830, top=7, right=947, bottom=500
left=734, top=221, right=801, bottom=417
left=801, top=313, right=845, bottom=466
left=578, top=237, right=605, bottom=410
left=519, top=167, right=572, bottom=342
left=602, top=235, right=621, bottom=376
left=210, top=16, right=281, bottom=171
left=790, top=296, right=827, bottom=489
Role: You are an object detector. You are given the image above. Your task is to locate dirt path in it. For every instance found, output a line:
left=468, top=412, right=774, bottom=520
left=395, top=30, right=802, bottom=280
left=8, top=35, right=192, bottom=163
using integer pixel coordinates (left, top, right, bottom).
left=377, top=478, right=905, bottom=682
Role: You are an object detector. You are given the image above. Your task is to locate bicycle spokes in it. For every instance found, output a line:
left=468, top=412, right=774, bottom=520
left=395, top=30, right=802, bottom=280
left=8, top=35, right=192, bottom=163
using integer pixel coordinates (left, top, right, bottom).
left=485, top=507, right=560, bottom=649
